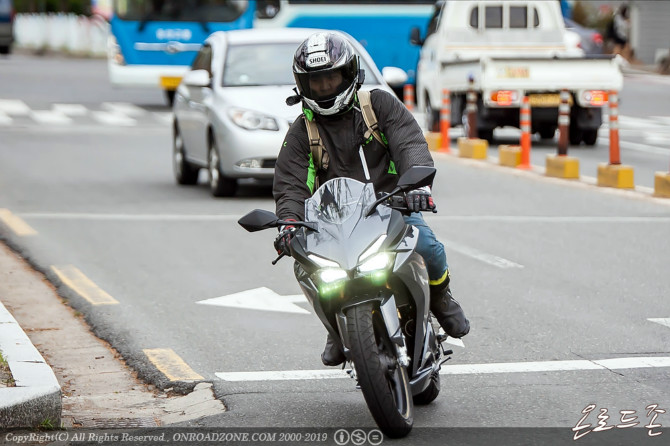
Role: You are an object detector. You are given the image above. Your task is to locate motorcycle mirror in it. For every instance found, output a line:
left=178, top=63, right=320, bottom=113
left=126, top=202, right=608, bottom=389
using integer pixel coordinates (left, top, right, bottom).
left=238, top=209, right=280, bottom=232
left=396, top=166, right=436, bottom=190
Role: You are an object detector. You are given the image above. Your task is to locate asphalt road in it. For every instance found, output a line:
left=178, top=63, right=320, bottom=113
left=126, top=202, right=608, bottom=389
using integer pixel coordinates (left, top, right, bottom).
left=1, top=54, right=670, bottom=441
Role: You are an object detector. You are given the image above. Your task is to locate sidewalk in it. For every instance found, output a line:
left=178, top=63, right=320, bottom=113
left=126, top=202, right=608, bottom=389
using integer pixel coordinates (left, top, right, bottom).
left=0, top=240, right=226, bottom=430
left=0, top=244, right=61, bottom=428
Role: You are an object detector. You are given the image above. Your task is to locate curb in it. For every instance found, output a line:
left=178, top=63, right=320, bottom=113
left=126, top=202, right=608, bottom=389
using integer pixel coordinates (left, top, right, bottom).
left=0, top=301, right=61, bottom=429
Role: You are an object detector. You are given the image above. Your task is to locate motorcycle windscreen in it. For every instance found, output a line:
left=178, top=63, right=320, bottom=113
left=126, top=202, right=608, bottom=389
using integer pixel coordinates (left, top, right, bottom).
left=304, top=178, right=391, bottom=270
left=305, top=177, right=374, bottom=225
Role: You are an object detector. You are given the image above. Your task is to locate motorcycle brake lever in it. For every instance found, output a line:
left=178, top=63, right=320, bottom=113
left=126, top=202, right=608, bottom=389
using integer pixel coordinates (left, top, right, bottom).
left=271, top=252, right=286, bottom=265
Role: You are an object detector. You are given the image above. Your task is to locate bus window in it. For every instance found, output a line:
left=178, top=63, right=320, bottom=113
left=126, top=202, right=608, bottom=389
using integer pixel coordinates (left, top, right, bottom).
left=115, top=0, right=248, bottom=23
left=485, top=6, right=503, bottom=29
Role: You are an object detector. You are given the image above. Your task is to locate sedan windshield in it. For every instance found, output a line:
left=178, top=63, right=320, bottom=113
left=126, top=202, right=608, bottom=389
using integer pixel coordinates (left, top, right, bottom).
left=222, top=42, right=380, bottom=87
left=223, top=43, right=297, bottom=86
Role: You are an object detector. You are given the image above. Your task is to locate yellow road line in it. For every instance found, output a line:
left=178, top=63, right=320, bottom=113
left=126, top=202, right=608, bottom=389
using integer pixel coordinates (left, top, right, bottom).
left=143, top=348, right=204, bottom=381
left=50, top=265, right=119, bottom=305
left=0, top=208, right=37, bottom=236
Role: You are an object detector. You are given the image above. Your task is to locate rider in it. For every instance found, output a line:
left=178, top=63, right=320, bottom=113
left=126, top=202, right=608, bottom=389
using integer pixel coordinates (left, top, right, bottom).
left=273, top=32, right=469, bottom=366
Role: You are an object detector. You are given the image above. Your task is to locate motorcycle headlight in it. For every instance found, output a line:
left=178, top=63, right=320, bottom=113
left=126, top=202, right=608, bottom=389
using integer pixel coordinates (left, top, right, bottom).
left=318, top=268, right=347, bottom=283
left=229, top=108, right=279, bottom=131
left=357, top=252, right=394, bottom=274
left=315, top=268, right=347, bottom=298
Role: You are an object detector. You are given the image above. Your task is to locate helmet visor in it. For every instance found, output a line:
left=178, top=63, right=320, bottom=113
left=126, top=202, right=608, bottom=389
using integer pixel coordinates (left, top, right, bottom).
left=294, top=62, right=358, bottom=102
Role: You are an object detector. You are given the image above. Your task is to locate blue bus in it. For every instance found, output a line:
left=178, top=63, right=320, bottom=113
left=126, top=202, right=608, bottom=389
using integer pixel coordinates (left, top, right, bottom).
left=107, top=0, right=433, bottom=103
left=255, top=1, right=434, bottom=87
left=107, top=0, right=255, bottom=103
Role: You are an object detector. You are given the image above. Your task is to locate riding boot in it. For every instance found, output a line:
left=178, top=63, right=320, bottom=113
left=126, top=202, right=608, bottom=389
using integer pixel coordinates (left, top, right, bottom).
left=321, top=334, right=346, bottom=366
left=429, top=278, right=470, bottom=338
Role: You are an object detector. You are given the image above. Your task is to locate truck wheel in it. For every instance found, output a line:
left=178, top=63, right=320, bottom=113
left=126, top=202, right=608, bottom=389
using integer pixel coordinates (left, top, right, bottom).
left=477, top=129, right=494, bottom=142
left=582, top=130, right=598, bottom=146
left=424, top=97, right=440, bottom=132
left=538, top=126, right=556, bottom=140
left=569, top=129, right=582, bottom=146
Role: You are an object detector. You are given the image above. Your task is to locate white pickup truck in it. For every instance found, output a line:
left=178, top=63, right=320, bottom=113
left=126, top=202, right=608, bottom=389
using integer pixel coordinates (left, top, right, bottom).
left=412, top=0, right=624, bottom=145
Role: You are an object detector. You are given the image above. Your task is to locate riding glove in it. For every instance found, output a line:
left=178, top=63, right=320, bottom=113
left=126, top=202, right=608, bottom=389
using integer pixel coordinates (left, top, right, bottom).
left=273, top=220, right=297, bottom=256
left=406, top=186, right=436, bottom=212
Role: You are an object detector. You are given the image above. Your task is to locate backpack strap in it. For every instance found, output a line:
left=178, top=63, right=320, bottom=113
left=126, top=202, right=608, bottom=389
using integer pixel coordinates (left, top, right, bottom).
left=303, top=116, right=328, bottom=190
left=358, top=90, right=387, bottom=148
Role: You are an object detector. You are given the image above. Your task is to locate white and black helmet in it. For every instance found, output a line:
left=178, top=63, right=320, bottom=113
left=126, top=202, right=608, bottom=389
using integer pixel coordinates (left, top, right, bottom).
left=293, top=32, right=361, bottom=116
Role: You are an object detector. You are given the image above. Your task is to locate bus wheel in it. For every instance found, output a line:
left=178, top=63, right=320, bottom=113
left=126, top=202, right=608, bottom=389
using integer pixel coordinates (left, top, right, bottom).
left=165, top=90, right=176, bottom=107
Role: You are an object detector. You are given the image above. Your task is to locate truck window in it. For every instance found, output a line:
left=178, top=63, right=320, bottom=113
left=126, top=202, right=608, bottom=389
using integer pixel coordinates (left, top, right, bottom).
left=509, top=6, right=527, bottom=28
left=469, top=6, right=478, bottom=28
left=485, top=6, right=502, bottom=29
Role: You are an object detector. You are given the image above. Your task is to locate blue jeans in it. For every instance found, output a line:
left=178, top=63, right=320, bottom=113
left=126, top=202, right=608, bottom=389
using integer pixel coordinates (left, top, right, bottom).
left=403, top=213, right=449, bottom=286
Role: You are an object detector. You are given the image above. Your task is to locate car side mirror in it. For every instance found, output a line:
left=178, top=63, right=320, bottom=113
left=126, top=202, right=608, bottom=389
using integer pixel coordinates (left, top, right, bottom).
left=381, top=67, right=408, bottom=87
left=409, top=27, right=423, bottom=46
left=182, top=69, right=211, bottom=88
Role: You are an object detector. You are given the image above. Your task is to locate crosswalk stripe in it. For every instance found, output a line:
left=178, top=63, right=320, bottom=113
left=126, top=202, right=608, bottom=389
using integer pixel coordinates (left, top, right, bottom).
left=0, top=99, right=30, bottom=115
left=30, top=110, right=73, bottom=125
left=91, top=111, right=137, bottom=126
left=53, top=103, right=88, bottom=116
left=102, top=102, right=147, bottom=117
left=0, top=111, right=11, bottom=126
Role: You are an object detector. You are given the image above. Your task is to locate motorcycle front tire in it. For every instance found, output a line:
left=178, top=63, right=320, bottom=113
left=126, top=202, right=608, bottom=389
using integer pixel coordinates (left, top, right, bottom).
left=346, top=302, right=413, bottom=438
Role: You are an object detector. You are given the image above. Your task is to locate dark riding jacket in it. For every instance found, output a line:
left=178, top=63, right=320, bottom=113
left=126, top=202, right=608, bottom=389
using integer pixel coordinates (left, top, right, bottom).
left=273, top=88, right=433, bottom=221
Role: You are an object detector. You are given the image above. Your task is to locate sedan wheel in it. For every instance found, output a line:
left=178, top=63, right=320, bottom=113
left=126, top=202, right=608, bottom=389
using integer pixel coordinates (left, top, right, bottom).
left=208, top=137, right=237, bottom=197
left=173, top=127, right=199, bottom=185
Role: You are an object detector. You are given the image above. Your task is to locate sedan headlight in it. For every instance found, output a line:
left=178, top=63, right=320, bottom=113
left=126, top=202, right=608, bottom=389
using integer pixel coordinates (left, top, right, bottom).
left=229, top=108, right=279, bottom=131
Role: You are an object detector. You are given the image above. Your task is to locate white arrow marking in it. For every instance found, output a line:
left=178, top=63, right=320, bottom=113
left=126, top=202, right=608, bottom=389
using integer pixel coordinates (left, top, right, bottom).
left=196, top=287, right=310, bottom=314
left=648, top=318, right=670, bottom=329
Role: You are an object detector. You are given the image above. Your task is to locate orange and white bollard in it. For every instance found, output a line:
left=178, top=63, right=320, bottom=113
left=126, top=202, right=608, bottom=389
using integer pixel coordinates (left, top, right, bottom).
left=519, top=96, right=531, bottom=169
left=466, top=77, right=477, bottom=139
left=557, top=89, right=570, bottom=155
left=403, top=84, right=415, bottom=111
left=440, top=88, right=451, bottom=153
left=608, top=90, right=621, bottom=165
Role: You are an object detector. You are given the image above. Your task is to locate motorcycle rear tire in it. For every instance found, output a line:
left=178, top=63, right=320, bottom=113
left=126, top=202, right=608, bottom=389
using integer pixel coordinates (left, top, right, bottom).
left=346, top=302, right=413, bottom=438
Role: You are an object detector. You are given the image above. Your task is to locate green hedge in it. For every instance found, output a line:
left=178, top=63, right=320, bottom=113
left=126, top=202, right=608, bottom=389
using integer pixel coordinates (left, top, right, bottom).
left=14, top=0, right=92, bottom=15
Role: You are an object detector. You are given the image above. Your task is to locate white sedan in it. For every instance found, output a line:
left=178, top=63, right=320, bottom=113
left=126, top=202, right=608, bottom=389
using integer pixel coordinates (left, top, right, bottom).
left=172, top=27, right=406, bottom=197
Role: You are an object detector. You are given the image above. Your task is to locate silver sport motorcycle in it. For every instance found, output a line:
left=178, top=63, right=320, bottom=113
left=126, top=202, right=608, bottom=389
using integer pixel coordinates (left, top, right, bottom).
left=238, top=166, right=452, bottom=438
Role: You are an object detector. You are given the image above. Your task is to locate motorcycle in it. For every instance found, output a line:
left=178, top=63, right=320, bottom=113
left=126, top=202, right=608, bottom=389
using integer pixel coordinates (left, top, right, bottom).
left=238, top=166, right=452, bottom=438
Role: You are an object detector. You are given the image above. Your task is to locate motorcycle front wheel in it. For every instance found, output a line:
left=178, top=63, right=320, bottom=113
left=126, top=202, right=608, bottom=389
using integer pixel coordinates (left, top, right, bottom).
left=346, top=302, right=413, bottom=438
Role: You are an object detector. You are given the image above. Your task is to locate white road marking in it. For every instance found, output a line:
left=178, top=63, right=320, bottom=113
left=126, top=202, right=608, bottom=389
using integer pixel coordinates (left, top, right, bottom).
left=441, top=238, right=523, bottom=269
left=215, top=356, right=670, bottom=382
left=0, top=99, right=30, bottom=115
left=52, top=103, right=88, bottom=116
left=101, top=102, right=147, bottom=117
left=91, top=111, right=137, bottom=126
left=648, top=318, right=670, bottom=329
left=17, top=213, right=670, bottom=224
left=30, top=110, right=73, bottom=125
left=153, top=112, right=173, bottom=125
left=18, top=213, right=244, bottom=221
left=0, top=111, right=11, bottom=126
left=197, top=287, right=310, bottom=314
left=651, top=116, right=670, bottom=126
left=600, top=135, right=670, bottom=156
